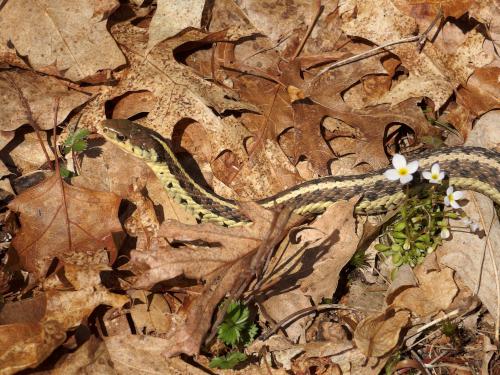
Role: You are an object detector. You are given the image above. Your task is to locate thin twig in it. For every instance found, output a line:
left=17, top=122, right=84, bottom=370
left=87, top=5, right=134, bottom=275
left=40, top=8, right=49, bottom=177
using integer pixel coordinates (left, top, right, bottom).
left=291, top=0, right=323, bottom=60
left=310, top=8, right=443, bottom=84
left=410, top=349, right=432, bottom=375
left=404, top=308, right=460, bottom=350
left=260, top=303, right=360, bottom=340
left=52, top=98, right=72, bottom=252
left=471, top=194, right=499, bottom=342
left=6, top=73, right=54, bottom=169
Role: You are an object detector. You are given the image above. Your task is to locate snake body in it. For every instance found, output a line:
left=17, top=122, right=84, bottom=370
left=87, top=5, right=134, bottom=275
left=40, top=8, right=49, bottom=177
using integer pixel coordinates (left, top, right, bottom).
left=101, top=119, right=500, bottom=227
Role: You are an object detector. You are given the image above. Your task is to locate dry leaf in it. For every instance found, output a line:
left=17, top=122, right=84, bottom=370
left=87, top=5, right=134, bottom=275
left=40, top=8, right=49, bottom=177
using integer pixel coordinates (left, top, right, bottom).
left=0, top=0, right=125, bottom=82
left=9, top=174, right=122, bottom=278
left=0, top=320, right=66, bottom=375
left=354, top=307, right=410, bottom=358
left=147, top=0, right=206, bottom=51
left=44, top=288, right=129, bottom=329
left=438, top=111, right=500, bottom=319
left=52, top=336, right=115, bottom=375
left=103, top=334, right=208, bottom=375
left=0, top=71, right=91, bottom=131
left=131, top=203, right=292, bottom=357
left=391, top=267, right=458, bottom=318
left=341, top=0, right=493, bottom=109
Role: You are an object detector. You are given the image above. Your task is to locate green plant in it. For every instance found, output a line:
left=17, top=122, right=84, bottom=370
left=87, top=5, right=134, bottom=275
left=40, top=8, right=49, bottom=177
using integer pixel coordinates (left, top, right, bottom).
left=63, top=128, right=90, bottom=155
left=441, top=320, right=458, bottom=338
left=209, top=351, right=247, bottom=369
left=376, top=156, right=479, bottom=269
left=349, top=249, right=370, bottom=269
left=375, top=185, right=450, bottom=267
left=60, top=128, right=90, bottom=177
left=217, top=300, right=258, bottom=347
left=210, top=300, right=258, bottom=369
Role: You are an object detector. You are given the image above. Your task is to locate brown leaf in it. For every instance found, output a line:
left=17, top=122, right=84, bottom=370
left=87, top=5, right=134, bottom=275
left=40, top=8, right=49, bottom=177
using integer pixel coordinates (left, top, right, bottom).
left=45, top=288, right=128, bottom=329
left=341, top=1, right=493, bottom=109
left=0, top=288, right=128, bottom=331
left=52, top=336, right=115, bottom=375
left=0, top=0, right=125, bottom=82
left=147, top=0, right=206, bottom=51
left=103, top=334, right=208, bottom=375
left=8, top=174, right=122, bottom=278
left=456, top=67, right=500, bottom=116
left=354, top=308, right=410, bottom=358
left=130, top=203, right=292, bottom=357
left=0, top=320, right=66, bottom=375
left=438, top=111, right=500, bottom=320
left=256, top=198, right=359, bottom=342
left=0, top=71, right=91, bottom=131
left=391, top=267, right=458, bottom=318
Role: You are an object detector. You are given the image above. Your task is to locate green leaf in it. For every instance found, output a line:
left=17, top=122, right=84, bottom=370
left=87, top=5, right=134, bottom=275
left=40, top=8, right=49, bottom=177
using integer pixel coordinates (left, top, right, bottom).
left=63, top=129, right=90, bottom=154
left=393, top=222, right=406, bottom=231
left=217, top=300, right=255, bottom=347
left=209, top=352, right=247, bottom=369
left=59, top=165, right=72, bottom=178
left=375, top=244, right=390, bottom=252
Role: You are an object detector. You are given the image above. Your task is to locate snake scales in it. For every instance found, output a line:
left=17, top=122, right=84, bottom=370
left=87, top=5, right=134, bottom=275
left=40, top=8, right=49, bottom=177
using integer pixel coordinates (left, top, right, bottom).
left=101, top=119, right=500, bottom=227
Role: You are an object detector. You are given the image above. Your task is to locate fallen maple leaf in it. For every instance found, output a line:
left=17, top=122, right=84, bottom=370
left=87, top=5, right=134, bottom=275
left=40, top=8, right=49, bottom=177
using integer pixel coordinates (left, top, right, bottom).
left=9, top=174, right=122, bottom=279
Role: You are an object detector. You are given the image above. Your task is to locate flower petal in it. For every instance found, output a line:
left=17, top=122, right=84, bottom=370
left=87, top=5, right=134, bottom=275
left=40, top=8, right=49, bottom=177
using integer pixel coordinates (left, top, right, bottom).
left=383, top=169, right=400, bottom=181
left=453, top=191, right=464, bottom=200
left=438, top=172, right=445, bottom=180
left=446, top=186, right=454, bottom=195
left=440, top=229, right=450, bottom=239
left=400, top=174, right=413, bottom=184
left=422, top=171, right=432, bottom=180
left=444, top=196, right=450, bottom=206
left=406, top=160, right=419, bottom=174
left=451, top=200, right=461, bottom=209
left=431, top=163, right=440, bottom=174
left=392, top=154, right=406, bottom=169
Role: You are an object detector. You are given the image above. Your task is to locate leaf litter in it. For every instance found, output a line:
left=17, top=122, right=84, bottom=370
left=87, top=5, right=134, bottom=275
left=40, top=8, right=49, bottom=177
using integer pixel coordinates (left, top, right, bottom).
left=0, top=1, right=499, bottom=374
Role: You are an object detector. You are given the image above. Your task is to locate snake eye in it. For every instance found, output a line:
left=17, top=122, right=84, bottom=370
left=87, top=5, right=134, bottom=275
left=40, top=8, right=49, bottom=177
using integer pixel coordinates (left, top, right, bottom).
left=116, top=134, right=127, bottom=142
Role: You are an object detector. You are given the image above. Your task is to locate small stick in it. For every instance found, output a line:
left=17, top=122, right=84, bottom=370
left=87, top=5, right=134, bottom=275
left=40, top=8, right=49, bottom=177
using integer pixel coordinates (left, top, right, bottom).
left=291, top=0, right=323, bottom=60
left=310, top=8, right=443, bottom=84
left=260, top=303, right=360, bottom=340
left=52, top=98, right=72, bottom=252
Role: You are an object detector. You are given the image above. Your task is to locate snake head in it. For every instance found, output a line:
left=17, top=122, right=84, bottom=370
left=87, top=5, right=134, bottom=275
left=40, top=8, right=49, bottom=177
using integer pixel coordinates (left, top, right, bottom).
left=101, top=119, right=167, bottom=162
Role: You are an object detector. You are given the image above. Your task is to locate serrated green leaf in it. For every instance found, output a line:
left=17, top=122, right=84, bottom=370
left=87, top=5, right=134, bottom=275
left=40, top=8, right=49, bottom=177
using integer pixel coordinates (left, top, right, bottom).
left=217, top=300, right=257, bottom=347
left=63, top=129, right=90, bottom=154
left=59, top=165, right=72, bottom=178
left=209, top=352, right=247, bottom=369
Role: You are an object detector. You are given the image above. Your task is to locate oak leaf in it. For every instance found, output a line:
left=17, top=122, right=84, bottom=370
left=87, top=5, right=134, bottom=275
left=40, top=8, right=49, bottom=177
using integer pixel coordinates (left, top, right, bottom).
left=9, top=174, right=122, bottom=278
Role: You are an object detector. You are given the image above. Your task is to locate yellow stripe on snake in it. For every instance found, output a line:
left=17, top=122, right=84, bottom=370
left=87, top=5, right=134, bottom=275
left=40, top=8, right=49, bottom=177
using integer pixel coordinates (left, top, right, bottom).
left=101, top=119, right=500, bottom=227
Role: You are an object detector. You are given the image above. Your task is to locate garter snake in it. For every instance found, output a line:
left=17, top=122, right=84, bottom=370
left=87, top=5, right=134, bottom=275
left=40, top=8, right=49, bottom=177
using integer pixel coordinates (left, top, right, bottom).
left=101, top=119, right=500, bottom=227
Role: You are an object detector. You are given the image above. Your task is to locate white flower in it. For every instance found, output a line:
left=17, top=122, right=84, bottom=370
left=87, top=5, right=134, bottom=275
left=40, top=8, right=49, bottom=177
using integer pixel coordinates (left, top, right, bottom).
left=440, top=228, right=450, bottom=239
left=444, top=186, right=464, bottom=209
left=383, top=154, right=419, bottom=184
left=422, top=163, right=445, bottom=184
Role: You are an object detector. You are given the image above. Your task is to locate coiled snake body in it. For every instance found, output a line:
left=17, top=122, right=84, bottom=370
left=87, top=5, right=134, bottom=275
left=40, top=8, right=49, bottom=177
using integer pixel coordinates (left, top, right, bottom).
left=101, top=119, right=500, bottom=227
